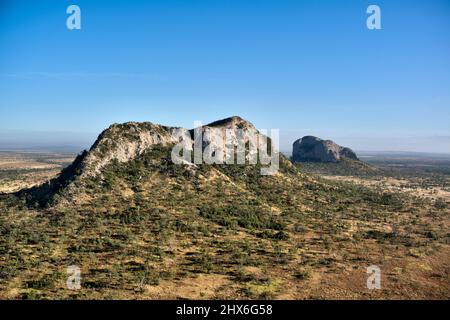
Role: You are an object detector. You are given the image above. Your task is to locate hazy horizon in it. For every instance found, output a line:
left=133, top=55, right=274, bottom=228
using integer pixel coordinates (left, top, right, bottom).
left=1, top=124, right=450, bottom=155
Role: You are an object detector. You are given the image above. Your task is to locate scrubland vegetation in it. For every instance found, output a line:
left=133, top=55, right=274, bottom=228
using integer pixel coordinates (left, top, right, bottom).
left=0, top=147, right=449, bottom=299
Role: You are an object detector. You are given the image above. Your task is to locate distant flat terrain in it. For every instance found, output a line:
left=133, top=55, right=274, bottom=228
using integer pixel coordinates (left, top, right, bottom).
left=0, top=151, right=75, bottom=193
left=295, top=152, right=450, bottom=203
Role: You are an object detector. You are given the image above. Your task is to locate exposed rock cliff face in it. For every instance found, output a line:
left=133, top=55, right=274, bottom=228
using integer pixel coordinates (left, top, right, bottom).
left=81, top=122, right=187, bottom=177
left=191, top=116, right=261, bottom=164
left=292, top=136, right=358, bottom=163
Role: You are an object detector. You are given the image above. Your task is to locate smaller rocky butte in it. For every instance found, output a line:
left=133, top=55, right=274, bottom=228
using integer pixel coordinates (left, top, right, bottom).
left=292, top=136, right=358, bottom=163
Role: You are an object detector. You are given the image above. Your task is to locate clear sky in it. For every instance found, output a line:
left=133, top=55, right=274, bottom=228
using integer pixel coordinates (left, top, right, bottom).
left=1, top=0, right=449, bottom=153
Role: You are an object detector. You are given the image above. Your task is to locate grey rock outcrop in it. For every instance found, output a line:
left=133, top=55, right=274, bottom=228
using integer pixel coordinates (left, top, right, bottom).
left=56, top=116, right=262, bottom=179
left=292, top=136, right=358, bottom=163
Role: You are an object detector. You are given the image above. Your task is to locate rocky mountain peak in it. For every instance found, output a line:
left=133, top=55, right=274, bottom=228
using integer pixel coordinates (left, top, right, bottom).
left=24, top=116, right=283, bottom=207
left=204, top=116, right=256, bottom=131
left=80, top=121, right=183, bottom=177
left=292, top=136, right=358, bottom=163
left=50, top=116, right=262, bottom=181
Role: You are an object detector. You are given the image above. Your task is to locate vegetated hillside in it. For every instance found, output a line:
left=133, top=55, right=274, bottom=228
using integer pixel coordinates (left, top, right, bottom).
left=0, top=117, right=448, bottom=300
left=297, top=158, right=380, bottom=178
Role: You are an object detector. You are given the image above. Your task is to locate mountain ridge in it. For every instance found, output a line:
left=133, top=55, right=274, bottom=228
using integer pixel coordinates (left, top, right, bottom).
left=21, top=116, right=285, bottom=207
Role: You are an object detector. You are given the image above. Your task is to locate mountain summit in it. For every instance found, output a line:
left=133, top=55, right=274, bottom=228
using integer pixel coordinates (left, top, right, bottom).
left=24, top=116, right=281, bottom=206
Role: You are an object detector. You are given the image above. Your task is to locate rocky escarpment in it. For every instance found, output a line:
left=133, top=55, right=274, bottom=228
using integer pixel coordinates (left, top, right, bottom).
left=292, top=136, right=358, bottom=163
left=23, top=116, right=279, bottom=206
left=21, top=122, right=187, bottom=204
left=81, top=116, right=260, bottom=177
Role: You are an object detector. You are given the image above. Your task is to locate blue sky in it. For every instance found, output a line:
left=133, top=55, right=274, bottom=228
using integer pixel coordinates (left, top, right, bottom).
left=1, top=0, right=449, bottom=152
